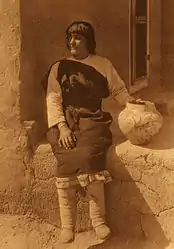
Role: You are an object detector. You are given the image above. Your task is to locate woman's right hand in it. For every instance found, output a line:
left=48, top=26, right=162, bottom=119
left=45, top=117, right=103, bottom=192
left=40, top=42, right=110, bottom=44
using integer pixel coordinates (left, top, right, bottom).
left=58, top=125, right=77, bottom=150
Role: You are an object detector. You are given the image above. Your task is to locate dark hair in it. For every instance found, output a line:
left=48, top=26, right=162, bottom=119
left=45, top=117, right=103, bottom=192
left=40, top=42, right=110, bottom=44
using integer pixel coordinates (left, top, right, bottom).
left=66, top=21, right=96, bottom=54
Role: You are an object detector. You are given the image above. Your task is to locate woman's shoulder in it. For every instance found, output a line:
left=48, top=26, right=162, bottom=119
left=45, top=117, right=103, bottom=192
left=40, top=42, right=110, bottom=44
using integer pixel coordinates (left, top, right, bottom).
left=89, top=55, right=113, bottom=74
left=91, top=54, right=112, bottom=65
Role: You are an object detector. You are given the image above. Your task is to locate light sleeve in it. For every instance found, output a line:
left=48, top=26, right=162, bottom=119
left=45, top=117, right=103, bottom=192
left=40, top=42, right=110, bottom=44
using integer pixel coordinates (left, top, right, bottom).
left=46, top=62, right=66, bottom=128
left=105, top=58, right=134, bottom=106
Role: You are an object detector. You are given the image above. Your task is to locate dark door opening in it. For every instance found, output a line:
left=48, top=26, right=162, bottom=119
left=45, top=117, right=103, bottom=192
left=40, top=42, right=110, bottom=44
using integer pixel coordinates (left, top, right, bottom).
left=129, top=0, right=149, bottom=92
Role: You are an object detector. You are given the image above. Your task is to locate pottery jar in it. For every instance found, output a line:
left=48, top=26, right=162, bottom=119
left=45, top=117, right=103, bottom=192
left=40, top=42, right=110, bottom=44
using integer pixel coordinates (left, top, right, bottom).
left=118, top=101, right=163, bottom=145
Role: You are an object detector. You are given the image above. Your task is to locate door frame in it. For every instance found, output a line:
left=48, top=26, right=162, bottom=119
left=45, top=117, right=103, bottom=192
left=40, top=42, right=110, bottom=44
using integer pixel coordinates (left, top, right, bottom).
left=128, top=0, right=150, bottom=94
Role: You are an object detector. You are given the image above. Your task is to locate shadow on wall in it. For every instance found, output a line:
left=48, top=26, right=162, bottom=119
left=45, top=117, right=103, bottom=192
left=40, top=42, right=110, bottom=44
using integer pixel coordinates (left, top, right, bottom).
left=98, top=145, right=169, bottom=249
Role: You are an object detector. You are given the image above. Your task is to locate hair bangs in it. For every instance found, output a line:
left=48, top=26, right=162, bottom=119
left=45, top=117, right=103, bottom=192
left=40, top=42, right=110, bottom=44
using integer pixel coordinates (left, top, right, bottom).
left=66, top=22, right=89, bottom=36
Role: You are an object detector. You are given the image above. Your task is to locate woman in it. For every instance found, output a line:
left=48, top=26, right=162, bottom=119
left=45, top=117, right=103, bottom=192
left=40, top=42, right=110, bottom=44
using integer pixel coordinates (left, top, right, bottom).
left=46, top=21, right=135, bottom=243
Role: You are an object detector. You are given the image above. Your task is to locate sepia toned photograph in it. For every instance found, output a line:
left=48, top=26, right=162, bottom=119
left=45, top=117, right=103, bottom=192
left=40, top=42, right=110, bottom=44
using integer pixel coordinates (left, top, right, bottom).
left=0, top=0, right=174, bottom=248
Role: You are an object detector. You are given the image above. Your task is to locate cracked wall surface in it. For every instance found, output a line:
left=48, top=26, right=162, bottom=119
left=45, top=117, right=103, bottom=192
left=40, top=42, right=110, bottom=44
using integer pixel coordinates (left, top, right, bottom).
left=109, top=140, right=174, bottom=242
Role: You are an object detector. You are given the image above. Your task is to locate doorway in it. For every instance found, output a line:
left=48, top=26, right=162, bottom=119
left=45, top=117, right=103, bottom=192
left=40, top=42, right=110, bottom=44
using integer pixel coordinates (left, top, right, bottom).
left=129, top=0, right=149, bottom=93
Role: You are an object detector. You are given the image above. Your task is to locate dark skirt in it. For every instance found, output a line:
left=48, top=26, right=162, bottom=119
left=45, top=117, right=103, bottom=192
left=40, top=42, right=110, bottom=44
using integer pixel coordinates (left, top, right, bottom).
left=47, top=112, right=113, bottom=178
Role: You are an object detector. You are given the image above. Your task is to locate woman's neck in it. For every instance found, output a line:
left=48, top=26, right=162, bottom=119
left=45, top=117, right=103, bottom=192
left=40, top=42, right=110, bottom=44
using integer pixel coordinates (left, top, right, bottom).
left=71, top=52, right=90, bottom=60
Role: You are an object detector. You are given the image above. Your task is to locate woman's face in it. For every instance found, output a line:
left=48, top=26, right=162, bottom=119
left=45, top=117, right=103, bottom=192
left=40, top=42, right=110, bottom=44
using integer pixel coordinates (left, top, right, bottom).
left=68, top=33, right=89, bottom=59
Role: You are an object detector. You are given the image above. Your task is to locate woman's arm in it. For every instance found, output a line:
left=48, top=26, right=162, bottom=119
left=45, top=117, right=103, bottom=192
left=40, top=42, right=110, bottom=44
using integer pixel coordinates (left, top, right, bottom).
left=46, top=63, right=76, bottom=149
left=105, top=59, right=134, bottom=106
left=46, top=62, right=67, bottom=129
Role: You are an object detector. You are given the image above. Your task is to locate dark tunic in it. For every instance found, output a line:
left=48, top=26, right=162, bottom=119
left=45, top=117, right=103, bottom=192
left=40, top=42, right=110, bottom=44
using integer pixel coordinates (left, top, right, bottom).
left=47, top=59, right=113, bottom=178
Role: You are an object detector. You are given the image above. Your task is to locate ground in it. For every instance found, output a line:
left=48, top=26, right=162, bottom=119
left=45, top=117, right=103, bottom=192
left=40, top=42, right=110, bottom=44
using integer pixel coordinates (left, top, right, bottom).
left=0, top=214, right=174, bottom=249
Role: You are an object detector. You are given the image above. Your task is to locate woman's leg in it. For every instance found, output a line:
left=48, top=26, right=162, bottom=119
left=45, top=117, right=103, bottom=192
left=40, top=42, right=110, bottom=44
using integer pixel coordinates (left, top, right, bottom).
left=47, top=127, right=78, bottom=243
left=87, top=181, right=111, bottom=240
left=55, top=178, right=77, bottom=243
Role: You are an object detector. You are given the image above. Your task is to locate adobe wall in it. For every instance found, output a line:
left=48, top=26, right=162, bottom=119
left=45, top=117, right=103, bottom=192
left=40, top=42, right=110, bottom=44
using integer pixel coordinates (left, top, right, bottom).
left=0, top=0, right=31, bottom=214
